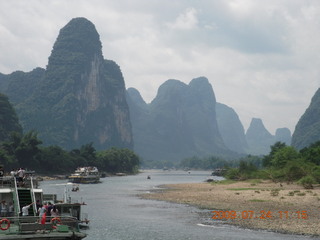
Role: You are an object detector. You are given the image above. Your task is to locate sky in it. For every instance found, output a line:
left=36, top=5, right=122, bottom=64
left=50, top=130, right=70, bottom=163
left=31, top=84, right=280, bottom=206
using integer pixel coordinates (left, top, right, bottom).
left=1, top=0, right=320, bottom=134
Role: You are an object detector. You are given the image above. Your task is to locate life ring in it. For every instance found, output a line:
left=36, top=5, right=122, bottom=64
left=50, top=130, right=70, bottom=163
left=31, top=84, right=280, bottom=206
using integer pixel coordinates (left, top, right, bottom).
left=0, top=218, right=10, bottom=231
left=51, top=217, right=61, bottom=229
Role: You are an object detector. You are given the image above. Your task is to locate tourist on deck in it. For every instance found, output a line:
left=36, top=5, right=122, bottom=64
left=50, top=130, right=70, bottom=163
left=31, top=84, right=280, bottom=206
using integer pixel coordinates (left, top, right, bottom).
left=0, top=200, right=8, bottom=217
left=46, top=202, right=53, bottom=217
left=38, top=204, right=46, bottom=220
left=8, top=202, right=14, bottom=217
left=22, top=202, right=33, bottom=216
left=51, top=205, right=59, bottom=217
left=10, top=169, right=16, bottom=178
left=17, top=168, right=25, bottom=186
left=36, top=200, right=41, bottom=214
left=0, top=166, right=4, bottom=178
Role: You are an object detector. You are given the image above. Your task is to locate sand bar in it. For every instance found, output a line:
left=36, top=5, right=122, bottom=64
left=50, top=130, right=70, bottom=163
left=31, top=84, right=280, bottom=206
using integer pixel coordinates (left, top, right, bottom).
left=142, top=180, right=320, bottom=236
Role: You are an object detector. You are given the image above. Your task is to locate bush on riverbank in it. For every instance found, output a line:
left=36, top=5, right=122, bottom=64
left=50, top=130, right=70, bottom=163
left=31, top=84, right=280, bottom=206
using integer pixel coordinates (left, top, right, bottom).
left=223, top=141, right=320, bottom=188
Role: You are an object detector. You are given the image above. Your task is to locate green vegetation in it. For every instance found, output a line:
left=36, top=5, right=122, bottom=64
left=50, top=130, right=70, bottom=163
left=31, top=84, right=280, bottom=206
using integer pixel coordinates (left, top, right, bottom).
left=227, top=188, right=261, bottom=191
left=249, top=199, right=267, bottom=202
left=212, top=179, right=237, bottom=185
left=0, top=131, right=140, bottom=174
left=223, top=141, right=320, bottom=189
left=179, top=156, right=229, bottom=170
left=0, top=93, right=22, bottom=142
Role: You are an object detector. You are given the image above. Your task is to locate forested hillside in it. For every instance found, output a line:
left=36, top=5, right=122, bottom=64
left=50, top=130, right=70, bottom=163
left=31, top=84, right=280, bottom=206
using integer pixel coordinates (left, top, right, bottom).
left=0, top=93, right=22, bottom=142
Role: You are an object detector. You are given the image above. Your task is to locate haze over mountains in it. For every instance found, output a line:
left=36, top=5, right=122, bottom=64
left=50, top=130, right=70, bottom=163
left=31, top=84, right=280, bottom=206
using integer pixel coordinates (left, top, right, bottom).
left=1, top=17, right=319, bottom=164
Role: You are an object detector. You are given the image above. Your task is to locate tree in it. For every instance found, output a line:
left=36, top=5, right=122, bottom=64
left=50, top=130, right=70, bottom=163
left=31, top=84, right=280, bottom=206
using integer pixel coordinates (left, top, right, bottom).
left=38, top=145, right=74, bottom=173
left=97, top=148, right=140, bottom=173
left=300, top=141, right=320, bottom=165
left=263, top=142, right=286, bottom=167
left=1, top=131, right=42, bottom=169
left=0, top=93, right=22, bottom=142
left=270, top=146, right=299, bottom=168
left=79, top=143, right=97, bottom=166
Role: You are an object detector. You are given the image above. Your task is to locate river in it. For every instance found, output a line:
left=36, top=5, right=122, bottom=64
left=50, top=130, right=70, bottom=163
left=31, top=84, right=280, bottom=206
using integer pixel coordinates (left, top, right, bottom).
left=40, top=170, right=319, bottom=240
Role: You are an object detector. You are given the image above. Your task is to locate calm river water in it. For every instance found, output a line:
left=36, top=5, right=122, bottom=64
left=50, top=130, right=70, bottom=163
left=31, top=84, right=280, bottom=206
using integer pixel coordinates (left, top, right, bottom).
left=40, top=170, right=319, bottom=240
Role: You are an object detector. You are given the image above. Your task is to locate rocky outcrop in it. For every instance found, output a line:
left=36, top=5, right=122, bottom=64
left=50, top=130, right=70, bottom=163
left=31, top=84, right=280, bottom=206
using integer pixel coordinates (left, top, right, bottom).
left=275, top=128, right=291, bottom=145
left=292, top=88, right=320, bottom=149
left=127, top=77, right=231, bottom=162
left=216, top=103, right=248, bottom=153
left=246, top=118, right=274, bottom=155
left=1, top=17, right=133, bottom=150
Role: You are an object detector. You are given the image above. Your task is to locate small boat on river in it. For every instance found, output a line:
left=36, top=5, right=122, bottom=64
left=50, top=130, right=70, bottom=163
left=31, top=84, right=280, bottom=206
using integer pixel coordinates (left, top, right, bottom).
left=68, top=167, right=100, bottom=184
left=0, top=175, right=86, bottom=240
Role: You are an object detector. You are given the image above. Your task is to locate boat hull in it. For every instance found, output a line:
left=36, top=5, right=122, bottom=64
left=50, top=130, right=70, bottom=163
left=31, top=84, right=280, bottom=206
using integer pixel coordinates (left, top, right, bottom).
left=68, top=177, right=100, bottom=184
left=0, top=232, right=86, bottom=240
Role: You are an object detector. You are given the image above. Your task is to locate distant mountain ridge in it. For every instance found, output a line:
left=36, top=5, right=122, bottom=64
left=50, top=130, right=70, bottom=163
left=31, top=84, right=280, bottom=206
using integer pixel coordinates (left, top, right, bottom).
left=127, top=77, right=236, bottom=162
left=0, top=16, right=299, bottom=160
left=245, top=118, right=292, bottom=155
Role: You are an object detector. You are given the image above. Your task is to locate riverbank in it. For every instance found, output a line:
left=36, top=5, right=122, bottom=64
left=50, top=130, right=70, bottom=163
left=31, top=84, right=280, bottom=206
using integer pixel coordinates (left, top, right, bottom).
left=142, top=180, right=320, bottom=236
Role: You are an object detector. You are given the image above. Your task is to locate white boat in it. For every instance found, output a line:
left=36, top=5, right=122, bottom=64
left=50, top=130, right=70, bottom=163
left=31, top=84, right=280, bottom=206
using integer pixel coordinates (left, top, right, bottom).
left=68, top=167, right=100, bottom=184
left=0, top=176, right=87, bottom=239
left=43, top=184, right=90, bottom=229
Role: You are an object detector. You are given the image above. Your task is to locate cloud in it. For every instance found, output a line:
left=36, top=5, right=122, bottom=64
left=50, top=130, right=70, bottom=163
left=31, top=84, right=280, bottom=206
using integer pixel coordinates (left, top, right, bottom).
left=166, top=8, right=199, bottom=30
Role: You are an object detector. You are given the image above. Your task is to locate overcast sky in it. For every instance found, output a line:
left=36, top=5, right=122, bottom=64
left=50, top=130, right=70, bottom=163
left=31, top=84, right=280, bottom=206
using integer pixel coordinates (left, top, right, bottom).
left=1, top=0, right=320, bottom=134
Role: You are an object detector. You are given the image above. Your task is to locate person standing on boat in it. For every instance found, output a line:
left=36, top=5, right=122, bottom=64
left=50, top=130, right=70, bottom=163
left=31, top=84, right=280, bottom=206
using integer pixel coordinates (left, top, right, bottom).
left=38, top=204, right=46, bottom=222
left=17, top=168, right=25, bottom=186
left=51, top=205, right=59, bottom=217
left=8, top=202, right=14, bottom=217
left=22, top=202, right=33, bottom=216
left=0, top=200, right=8, bottom=217
left=46, top=202, right=53, bottom=217
left=36, top=200, right=41, bottom=214
left=0, top=166, right=4, bottom=178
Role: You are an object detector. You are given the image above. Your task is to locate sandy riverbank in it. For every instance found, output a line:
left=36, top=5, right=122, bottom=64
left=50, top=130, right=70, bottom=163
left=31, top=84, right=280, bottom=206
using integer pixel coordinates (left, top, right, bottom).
left=141, top=180, right=320, bottom=236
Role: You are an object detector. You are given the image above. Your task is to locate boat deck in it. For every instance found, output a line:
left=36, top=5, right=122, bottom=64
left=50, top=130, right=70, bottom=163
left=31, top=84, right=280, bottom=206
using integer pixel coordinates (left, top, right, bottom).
left=0, top=216, right=86, bottom=240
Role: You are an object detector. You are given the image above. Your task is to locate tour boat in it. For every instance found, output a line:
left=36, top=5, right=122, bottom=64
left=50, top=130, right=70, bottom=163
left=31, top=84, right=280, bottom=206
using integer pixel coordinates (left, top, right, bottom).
left=43, top=184, right=90, bottom=229
left=0, top=175, right=87, bottom=239
left=68, top=167, right=100, bottom=184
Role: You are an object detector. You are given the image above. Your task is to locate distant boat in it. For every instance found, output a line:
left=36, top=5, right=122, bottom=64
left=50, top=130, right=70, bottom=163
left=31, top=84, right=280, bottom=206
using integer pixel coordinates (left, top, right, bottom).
left=115, top=173, right=126, bottom=176
left=211, top=168, right=227, bottom=176
left=68, top=167, right=100, bottom=184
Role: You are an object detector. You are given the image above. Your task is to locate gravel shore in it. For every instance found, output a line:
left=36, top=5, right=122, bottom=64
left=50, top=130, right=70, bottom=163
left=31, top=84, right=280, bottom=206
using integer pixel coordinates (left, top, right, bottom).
left=142, top=180, right=320, bottom=236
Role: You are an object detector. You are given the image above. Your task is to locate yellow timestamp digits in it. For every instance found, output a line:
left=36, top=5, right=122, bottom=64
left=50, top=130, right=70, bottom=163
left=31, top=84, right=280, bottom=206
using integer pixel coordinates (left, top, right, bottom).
left=211, top=210, right=308, bottom=220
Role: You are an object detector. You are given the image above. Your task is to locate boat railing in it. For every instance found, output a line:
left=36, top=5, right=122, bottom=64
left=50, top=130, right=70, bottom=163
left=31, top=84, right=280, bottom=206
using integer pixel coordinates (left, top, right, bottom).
left=0, top=176, right=38, bottom=189
left=30, top=176, right=37, bottom=215
left=0, top=216, right=81, bottom=233
left=13, top=176, right=21, bottom=217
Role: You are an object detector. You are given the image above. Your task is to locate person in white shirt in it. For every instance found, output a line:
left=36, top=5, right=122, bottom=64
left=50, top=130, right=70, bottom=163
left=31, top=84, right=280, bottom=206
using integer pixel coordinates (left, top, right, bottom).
left=17, top=168, right=26, bottom=187
left=0, top=200, right=7, bottom=217
left=51, top=205, right=59, bottom=217
left=22, top=202, right=33, bottom=216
